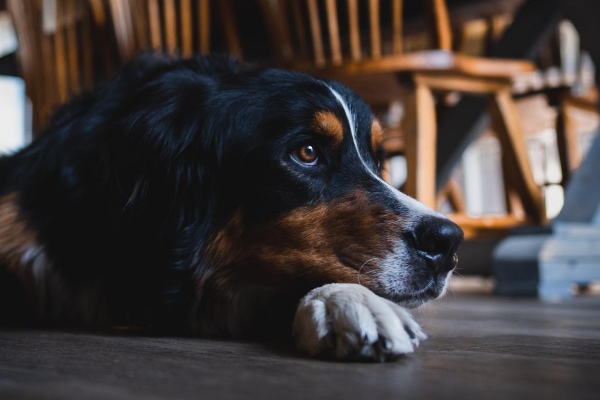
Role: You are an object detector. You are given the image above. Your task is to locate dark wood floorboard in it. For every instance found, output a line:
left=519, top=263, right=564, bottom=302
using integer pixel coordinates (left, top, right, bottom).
left=1, top=293, right=599, bottom=400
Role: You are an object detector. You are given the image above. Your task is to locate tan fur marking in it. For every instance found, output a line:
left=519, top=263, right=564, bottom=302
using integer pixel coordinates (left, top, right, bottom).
left=371, top=119, right=383, bottom=154
left=313, top=111, right=344, bottom=146
left=205, top=192, right=405, bottom=294
left=0, top=193, right=38, bottom=276
left=203, top=209, right=245, bottom=274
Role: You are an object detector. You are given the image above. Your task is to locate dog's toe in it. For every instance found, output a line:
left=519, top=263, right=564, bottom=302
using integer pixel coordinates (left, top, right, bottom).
left=383, top=298, right=428, bottom=347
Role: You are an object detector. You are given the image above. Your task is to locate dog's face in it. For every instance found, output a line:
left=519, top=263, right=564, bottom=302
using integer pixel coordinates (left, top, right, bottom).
left=205, top=70, right=463, bottom=308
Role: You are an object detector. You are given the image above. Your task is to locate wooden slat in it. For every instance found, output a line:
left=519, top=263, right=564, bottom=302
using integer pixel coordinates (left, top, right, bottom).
left=368, top=0, right=381, bottom=59
left=108, top=0, right=131, bottom=60
left=563, top=94, right=599, bottom=113
left=199, top=0, right=210, bottom=53
left=163, top=0, right=177, bottom=53
left=307, top=51, right=533, bottom=79
left=181, top=0, right=193, bottom=56
left=80, top=0, right=93, bottom=90
left=490, top=13, right=512, bottom=42
left=54, top=0, right=68, bottom=103
left=403, top=80, right=437, bottom=208
left=325, top=0, right=342, bottom=65
left=392, top=0, right=403, bottom=55
left=132, top=0, right=149, bottom=53
left=218, top=0, right=242, bottom=57
left=428, top=0, right=452, bottom=50
left=288, top=0, right=308, bottom=60
left=39, top=3, right=56, bottom=125
left=347, top=0, right=361, bottom=61
left=259, top=0, right=291, bottom=64
left=65, top=0, right=79, bottom=95
left=148, top=0, right=162, bottom=50
left=415, top=73, right=511, bottom=94
left=413, top=81, right=437, bottom=208
left=555, top=99, right=583, bottom=186
left=438, top=178, right=466, bottom=213
left=448, top=213, right=528, bottom=239
left=88, top=0, right=106, bottom=27
left=307, top=0, right=325, bottom=66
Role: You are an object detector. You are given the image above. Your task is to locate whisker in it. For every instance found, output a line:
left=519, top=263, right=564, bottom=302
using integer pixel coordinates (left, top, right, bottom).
left=357, top=258, right=377, bottom=286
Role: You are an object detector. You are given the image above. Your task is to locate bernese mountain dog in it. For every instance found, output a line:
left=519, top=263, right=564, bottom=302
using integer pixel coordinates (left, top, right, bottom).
left=0, top=55, right=463, bottom=361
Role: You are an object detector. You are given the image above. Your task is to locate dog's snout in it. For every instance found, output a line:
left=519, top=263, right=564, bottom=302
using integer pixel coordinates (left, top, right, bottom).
left=411, top=216, right=463, bottom=271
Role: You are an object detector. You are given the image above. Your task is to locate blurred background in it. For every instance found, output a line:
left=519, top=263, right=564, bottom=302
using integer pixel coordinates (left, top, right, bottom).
left=0, top=0, right=598, bottom=299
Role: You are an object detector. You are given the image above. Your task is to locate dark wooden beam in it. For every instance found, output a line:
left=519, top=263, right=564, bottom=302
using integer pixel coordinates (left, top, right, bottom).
left=435, top=0, right=564, bottom=190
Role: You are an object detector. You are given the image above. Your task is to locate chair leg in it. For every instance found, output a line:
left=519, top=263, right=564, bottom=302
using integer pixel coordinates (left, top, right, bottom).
left=404, top=80, right=437, bottom=208
left=555, top=98, right=581, bottom=187
left=490, top=88, right=545, bottom=223
left=437, top=178, right=466, bottom=213
left=488, top=100, right=526, bottom=220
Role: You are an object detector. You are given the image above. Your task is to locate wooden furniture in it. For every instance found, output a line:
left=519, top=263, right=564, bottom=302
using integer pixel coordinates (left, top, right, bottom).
left=105, top=0, right=242, bottom=62
left=259, top=0, right=544, bottom=229
left=7, top=0, right=111, bottom=132
left=555, top=90, right=598, bottom=187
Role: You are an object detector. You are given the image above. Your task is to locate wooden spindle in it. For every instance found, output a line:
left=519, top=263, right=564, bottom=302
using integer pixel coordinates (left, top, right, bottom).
left=325, top=0, right=342, bottom=64
left=369, top=0, right=381, bottom=59
left=307, top=0, right=325, bottom=66
left=347, top=0, right=361, bottom=61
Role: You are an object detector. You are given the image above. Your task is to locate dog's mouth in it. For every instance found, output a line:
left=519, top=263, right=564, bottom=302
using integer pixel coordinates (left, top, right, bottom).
left=373, top=251, right=458, bottom=308
left=382, top=280, right=438, bottom=307
left=390, top=277, right=448, bottom=308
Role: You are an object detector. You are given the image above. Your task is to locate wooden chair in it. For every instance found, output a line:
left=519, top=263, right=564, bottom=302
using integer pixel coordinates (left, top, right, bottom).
left=259, top=0, right=546, bottom=232
left=555, top=89, right=598, bottom=188
left=8, top=0, right=112, bottom=132
left=105, top=0, right=242, bottom=62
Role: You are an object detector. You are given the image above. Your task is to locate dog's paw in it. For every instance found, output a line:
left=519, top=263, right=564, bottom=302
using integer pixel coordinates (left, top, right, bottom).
left=293, top=283, right=427, bottom=361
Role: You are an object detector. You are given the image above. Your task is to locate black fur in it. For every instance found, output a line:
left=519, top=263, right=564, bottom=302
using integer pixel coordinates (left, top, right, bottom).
left=0, top=55, right=372, bottom=331
left=0, top=55, right=462, bottom=339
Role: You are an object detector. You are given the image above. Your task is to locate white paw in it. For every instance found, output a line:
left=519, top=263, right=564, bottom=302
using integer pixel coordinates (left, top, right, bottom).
left=293, top=283, right=427, bottom=361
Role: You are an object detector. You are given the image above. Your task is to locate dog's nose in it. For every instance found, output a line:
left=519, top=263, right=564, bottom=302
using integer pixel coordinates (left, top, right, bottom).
left=411, top=216, right=463, bottom=272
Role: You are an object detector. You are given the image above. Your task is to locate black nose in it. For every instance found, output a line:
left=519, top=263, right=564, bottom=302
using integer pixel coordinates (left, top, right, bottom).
left=411, top=216, right=464, bottom=272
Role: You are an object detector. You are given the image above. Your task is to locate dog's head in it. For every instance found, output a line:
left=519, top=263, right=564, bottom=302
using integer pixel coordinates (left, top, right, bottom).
left=185, top=63, right=465, bottom=308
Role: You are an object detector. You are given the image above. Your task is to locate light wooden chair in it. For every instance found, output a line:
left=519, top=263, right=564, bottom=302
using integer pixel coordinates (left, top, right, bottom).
left=105, top=0, right=242, bottom=62
left=8, top=0, right=111, bottom=132
left=259, top=0, right=546, bottom=233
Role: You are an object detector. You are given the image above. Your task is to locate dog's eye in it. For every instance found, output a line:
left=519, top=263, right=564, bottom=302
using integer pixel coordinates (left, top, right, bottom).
left=292, top=144, right=319, bottom=166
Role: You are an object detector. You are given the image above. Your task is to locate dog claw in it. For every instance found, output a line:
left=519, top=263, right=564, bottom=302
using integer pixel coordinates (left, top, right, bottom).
left=379, top=336, right=392, bottom=350
left=361, top=333, right=370, bottom=344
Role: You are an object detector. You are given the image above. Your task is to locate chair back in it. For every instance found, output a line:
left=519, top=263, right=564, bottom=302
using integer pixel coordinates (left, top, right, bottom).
left=107, top=0, right=242, bottom=61
left=8, top=0, right=106, bottom=131
left=259, top=0, right=452, bottom=70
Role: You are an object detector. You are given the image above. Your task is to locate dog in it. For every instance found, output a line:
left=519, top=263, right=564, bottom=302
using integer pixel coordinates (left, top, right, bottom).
left=0, top=55, right=463, bottom=361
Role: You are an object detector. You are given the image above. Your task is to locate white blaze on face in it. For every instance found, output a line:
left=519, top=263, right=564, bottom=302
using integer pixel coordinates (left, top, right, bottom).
left=325, top=85, right=441, bottom=219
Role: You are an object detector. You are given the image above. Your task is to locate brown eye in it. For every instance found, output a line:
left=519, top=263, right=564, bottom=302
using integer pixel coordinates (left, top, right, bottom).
left=292, top=144, right=319, bottom=166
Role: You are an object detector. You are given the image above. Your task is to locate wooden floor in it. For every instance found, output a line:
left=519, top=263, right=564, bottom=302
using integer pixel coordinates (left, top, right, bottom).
left=1, top=289, right=599, bottom=400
